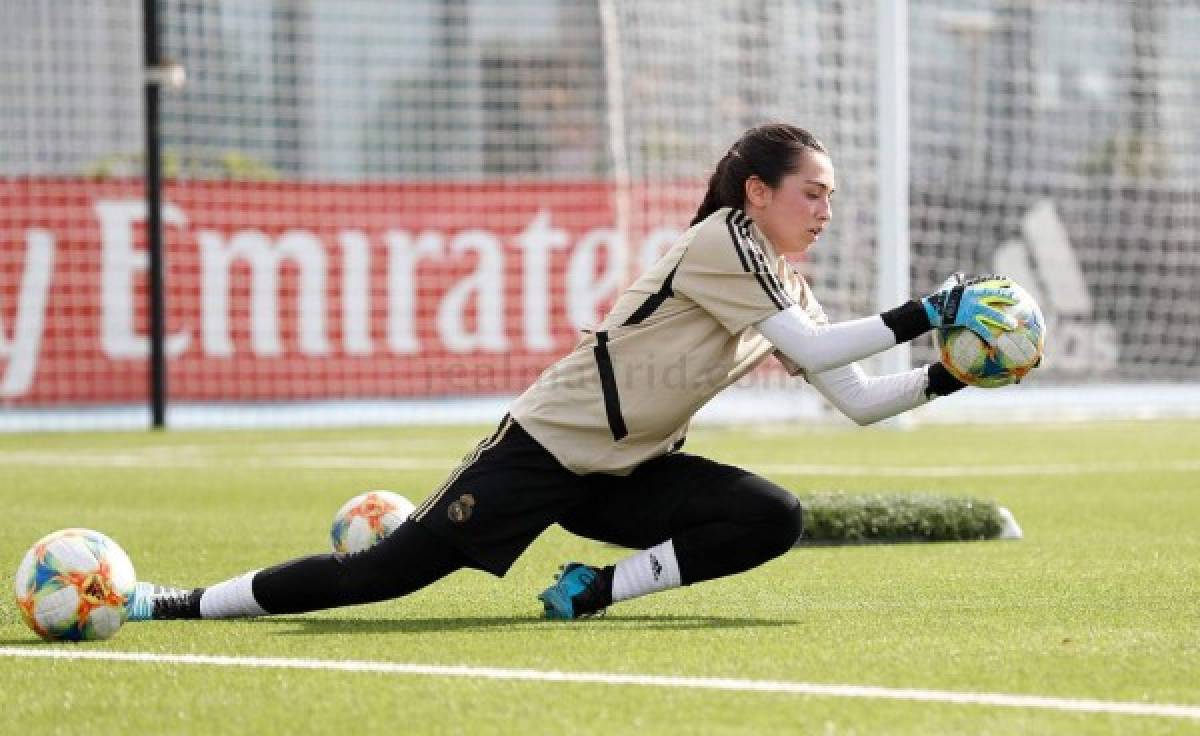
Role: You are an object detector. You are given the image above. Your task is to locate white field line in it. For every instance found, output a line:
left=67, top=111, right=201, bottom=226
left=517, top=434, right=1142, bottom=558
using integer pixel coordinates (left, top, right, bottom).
left=0, top=647, right=1196, bottom=721
left=1, top=451, right=1198, bottom=477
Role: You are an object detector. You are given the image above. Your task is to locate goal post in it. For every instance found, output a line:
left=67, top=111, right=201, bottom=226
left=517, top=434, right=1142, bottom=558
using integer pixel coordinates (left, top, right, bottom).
left=1, top=0, right=1198, bottom=431
left=875, top=0, right=913, bottom=383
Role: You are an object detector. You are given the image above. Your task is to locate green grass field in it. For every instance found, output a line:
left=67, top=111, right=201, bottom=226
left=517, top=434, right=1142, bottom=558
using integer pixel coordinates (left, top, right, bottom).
left=1, top=420, right=1198, bottom=734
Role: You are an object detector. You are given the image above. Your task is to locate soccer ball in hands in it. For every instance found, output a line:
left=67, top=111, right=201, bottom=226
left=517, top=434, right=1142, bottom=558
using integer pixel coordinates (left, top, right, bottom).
left=935, top=280, right=1046, bottom=388
left=13, top=528, right=137, bottom=641
left=330, top=490, right=415, bottom=553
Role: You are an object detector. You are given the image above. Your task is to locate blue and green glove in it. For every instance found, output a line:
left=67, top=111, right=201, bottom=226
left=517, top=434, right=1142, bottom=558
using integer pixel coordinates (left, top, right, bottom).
left=922, top=273, right=1018, bottom=344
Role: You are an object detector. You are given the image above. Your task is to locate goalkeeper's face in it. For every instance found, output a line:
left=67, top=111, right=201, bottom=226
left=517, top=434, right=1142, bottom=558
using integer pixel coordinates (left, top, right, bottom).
left=747, top=150, right=835, bottom=257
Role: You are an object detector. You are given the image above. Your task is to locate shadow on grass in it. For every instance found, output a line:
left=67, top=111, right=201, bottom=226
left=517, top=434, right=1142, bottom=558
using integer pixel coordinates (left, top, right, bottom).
left=255, top=613, right=802, bottom=636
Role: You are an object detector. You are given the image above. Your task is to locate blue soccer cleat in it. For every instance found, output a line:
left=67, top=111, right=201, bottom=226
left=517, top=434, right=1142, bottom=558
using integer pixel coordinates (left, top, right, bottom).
left=125, top=582, right=158, bottom=621
left=538, top=562, right=607, bottom=620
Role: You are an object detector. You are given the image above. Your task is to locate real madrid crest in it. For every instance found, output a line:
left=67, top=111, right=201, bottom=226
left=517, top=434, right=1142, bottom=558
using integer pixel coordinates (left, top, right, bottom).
left=448, top=493, right=475, bottom=523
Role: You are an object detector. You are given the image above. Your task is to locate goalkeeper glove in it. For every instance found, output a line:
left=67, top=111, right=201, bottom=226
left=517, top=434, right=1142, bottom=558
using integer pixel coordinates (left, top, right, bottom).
left=922, top=273, right=1018, bottom=344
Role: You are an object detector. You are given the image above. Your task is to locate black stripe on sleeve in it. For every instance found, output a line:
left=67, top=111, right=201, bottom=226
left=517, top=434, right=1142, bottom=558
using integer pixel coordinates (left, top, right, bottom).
left=593, top=331, right=629, bottom=441
left=734, top=212, right=793, bottom=307
left=725, top=210, right=792, bottom=310
left=742, top=223, right=794, bottom=307
left=725, top=210, right=753, bottom=272
left=743, top=239, right=794, bottom=309
left=622, top=261, right=680, bottom=327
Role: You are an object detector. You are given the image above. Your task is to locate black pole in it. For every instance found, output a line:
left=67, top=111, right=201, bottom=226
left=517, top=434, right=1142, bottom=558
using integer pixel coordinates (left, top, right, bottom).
left=142, top=0, right=167, bottom=429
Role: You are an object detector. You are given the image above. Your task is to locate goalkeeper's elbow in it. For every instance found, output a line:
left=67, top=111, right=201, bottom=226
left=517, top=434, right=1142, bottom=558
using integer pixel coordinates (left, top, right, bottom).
left=832, top=402, right=887, bottom=426
left=846, top=413, right=877, bottom=427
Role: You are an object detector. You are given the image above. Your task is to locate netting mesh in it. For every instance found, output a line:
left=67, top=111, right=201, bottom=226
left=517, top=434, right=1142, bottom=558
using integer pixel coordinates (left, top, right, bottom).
left=606, top=0, right=882, bottom=325
left=907, top=1, right=1200, bottom=380
left=2, top=0, right=1198, bottom=422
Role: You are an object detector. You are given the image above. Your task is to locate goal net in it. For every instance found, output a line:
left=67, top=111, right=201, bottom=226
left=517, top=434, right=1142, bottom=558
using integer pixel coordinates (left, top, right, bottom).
left=2, top=0, right=1198, bottom=430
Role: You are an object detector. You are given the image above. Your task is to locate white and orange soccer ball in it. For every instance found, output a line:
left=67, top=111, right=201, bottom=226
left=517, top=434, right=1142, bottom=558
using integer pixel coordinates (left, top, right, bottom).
left=330, top=490, right=415, bottom=554
left=13, top=528, right=137, bottom=641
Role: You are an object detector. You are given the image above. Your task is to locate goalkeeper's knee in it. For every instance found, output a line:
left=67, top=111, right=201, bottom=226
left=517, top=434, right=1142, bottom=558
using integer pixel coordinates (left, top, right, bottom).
left=760, top=494, right=805, bottom=555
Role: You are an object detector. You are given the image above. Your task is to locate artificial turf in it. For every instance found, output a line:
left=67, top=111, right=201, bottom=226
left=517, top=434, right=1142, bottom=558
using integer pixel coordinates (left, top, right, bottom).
left=2, top=420, right=1197, bottom=734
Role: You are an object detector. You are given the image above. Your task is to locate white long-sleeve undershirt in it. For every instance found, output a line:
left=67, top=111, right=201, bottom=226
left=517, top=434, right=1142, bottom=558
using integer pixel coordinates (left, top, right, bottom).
left=804, top=363, right=930, bottom=426
left=755, top=304, right=897, bottom=375
left=754, top=305, right=931, bottom=425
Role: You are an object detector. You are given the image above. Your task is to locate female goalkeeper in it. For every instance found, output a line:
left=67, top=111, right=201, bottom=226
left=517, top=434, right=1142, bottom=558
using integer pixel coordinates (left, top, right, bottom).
left=129, top=123, right=1017, bottom=622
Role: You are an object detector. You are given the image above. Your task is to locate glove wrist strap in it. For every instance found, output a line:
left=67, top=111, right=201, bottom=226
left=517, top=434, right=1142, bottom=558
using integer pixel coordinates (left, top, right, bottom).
left=881, top=300, right=932, bottom=343
left=925, top=362, right=967, bottom=399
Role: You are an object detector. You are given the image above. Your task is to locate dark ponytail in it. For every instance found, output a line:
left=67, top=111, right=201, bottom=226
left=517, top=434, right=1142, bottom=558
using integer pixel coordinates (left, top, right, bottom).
left=690, top=123, right=827, bottom=226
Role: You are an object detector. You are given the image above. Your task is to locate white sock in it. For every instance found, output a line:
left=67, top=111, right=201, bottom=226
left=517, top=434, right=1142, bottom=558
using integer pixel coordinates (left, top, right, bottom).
left=199, top=570, right=268, bottom=619
left=612, top=540, right=682, bottom=603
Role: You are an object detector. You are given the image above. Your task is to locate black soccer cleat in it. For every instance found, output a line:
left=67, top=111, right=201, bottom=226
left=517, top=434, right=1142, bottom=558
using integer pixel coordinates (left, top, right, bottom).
left=153, top=588, right=205, bottom=620
left=126, top=583, right=205, bottom=621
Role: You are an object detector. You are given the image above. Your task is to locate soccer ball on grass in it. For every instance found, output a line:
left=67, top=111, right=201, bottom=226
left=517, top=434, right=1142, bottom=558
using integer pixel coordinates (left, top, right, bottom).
left=331, top=490, right=415, bottom=553
left=13, top=528, right=137, bottom=641
left=935, top=279, right=1046, bottom=388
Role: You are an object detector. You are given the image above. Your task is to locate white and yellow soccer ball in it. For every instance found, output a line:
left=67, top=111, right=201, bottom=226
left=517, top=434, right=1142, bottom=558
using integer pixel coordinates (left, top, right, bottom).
left=330, top=490, right=415, bottom=554
left=935, top=279, right=1046, bottom=388
left=13, top=528, right=137, bottom=641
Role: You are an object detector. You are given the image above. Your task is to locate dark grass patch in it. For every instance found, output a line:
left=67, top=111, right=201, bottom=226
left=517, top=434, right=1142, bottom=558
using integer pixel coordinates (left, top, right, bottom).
left=796, top=492, right=1005, bottom=546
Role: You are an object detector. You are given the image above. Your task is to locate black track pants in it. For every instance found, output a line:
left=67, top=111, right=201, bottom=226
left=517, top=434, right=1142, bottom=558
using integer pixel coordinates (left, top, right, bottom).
left=251, top=520, right=469, bottom=615
left=560, top=453, right=804, bottom=585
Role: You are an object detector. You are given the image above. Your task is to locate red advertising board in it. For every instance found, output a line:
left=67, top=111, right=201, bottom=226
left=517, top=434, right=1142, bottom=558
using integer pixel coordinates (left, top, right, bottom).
left=0, top=179, right=696, bottom=405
